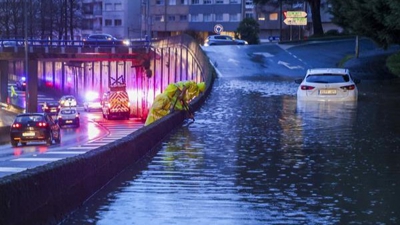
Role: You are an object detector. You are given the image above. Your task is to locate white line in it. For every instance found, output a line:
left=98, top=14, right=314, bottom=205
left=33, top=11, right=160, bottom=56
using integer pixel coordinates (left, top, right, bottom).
left=12, top=158, right=62, bottom=162
left=46, top=151, right=87, bottom=154
left=0, top=167, right=27, bottom=172
left=67, top=146, right=96, bottom=150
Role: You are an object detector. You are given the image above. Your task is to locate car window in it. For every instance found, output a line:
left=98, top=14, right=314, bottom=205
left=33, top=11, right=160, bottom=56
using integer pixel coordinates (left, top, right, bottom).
left=16, top=115, right=43, bottom=122
left=306, top=74, right=350, bottom=83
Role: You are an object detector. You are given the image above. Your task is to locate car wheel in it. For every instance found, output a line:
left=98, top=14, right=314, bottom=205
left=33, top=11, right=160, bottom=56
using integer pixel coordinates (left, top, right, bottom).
left=11, top=140, right=18, bottom=147
left=46, top=133, right=53, bottom=146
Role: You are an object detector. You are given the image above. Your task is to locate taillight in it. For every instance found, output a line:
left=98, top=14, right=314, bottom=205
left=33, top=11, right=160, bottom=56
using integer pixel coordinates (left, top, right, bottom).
left=341, top=85, right=356, bottom=90
left=12, top=123, right=22, bottom=128
left=37, top=122, right=47, bottom=127
left=300, top=85, right=315, bottom=90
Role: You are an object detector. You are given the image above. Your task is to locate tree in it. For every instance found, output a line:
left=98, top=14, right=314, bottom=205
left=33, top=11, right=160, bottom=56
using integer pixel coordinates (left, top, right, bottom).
left=330, top=0, right=400, bottom=48
left=236, top=18, right=260, bottom=44
left=252, top=0, right=324, bottom=36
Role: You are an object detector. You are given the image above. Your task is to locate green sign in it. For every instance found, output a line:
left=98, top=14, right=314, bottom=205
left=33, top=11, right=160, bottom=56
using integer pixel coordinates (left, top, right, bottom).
left=286, top=11, right=307, bottom=18
left=284, top=17, right=307, bottom=26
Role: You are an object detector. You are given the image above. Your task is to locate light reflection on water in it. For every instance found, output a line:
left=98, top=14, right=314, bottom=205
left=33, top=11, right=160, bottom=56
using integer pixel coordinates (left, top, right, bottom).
left=62, top=77, right=400, bottom=225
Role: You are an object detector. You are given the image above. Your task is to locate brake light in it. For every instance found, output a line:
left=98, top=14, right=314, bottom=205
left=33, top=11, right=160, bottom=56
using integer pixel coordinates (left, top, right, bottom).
left=37, top=122, right=47, bottom=127
left=340, top=85, right=356, bottom=90
left=300, top=85, right=315, bottom=90
left=12, top=123, right=22, bottom=128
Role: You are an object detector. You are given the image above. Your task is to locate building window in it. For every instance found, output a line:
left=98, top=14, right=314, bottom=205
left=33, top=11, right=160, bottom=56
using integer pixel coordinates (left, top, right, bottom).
left=156, top=0, right=165, bottom=5
left=245, top=12, right=253, bottom=18
left=229, top=14, right=238, bottom=21
left=215, top=13, right=223, bottom=21
left=204, top=0, right=212, bottom=4
left=155, top=15, right=165, bottom=22
left=169, top=0, right=176, bottom=5
left=192, top=0, right=199, bottom=4
left=180, top=15, right=187, bottom=21
left=105, top=19, right=112, bottom=26
left=105, top=3, right=112, bottom=11
left=269, top=13, right=278, bottom=21
left=203, top=14, right=212, bottom=22
left=230, top=0, right=238, bottom=3
left=168, top=15, right=176, bottom=21
left=191, top=14, right=200, bottom=22
left=115, top=19, right=122, bottom=26
left=216, top=0, right=223, bottom=3
left=114, top=3, right=122, bottom=10
left=258, top=13, right=265, bottom=21
left=181, top=0, right=188, bottom=4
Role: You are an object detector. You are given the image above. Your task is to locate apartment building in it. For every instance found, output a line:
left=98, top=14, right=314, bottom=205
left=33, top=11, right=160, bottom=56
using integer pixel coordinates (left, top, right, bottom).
left=82, top=0, right=141, bottom=39
left=143, top=0, right=246, bottom=40
left=80, top=0, right=339, bottom=42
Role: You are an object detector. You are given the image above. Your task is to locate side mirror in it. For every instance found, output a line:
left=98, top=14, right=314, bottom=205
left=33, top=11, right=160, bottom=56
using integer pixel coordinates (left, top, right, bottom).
left=294, top=78, right=303, bottom=84
left=353, top=78, right=361, bottom=84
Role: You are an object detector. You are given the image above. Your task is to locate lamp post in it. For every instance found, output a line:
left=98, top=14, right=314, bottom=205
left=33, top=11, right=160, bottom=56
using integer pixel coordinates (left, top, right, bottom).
left=24, top=0, right=30, bottom=112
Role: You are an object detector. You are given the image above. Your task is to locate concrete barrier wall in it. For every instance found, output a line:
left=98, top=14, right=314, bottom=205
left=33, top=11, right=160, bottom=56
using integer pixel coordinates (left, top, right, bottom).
left=0, top=109, right=187, bottom=225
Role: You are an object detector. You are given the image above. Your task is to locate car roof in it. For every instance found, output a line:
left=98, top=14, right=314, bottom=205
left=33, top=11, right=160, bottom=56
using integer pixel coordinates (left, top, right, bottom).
left=307, top=68, right=349, bottom=75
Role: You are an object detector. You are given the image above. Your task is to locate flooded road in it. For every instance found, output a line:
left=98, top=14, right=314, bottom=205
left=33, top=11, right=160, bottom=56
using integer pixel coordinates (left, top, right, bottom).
left=61, top=74, right=400, bottom=224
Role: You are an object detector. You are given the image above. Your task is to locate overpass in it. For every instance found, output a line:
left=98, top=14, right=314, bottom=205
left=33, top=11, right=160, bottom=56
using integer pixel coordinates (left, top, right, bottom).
left=0, top=35, right=208, bottom=119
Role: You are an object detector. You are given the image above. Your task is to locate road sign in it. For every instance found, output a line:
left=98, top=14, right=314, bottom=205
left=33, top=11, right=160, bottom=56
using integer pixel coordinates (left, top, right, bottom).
left=284, top=11, right=307, bottom=18
left=284, top=17, right=307, bottom=26
left=214, top=24, right=223, bottom=34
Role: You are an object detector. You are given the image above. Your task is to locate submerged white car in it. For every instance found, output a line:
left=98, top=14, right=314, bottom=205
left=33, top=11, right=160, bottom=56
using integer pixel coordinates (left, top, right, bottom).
left=295, top=68, right=360, bottom=101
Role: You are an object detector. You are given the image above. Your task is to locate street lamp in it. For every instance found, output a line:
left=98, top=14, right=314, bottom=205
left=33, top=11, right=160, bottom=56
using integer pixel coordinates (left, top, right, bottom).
left=24, top=0, right=30, bottom=112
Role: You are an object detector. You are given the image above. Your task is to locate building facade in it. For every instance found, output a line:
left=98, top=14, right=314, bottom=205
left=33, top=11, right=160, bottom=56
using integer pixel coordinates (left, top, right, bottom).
left=81, top=0, right=142, bottom=39
left=80, top=0, right=341, bottom=42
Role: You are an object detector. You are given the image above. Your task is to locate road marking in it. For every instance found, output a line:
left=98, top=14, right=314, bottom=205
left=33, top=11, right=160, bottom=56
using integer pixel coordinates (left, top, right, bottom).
left=67, top=146, right=96, bottom=150
left=46, top=151, right=87, bottom=154
left=0, top=167, right=27, bottom=172
left=278, top=60, right=304, bottom=69
left=253, top=52, right=274, bottom=57
left=12, top=158, right=62, bottom=162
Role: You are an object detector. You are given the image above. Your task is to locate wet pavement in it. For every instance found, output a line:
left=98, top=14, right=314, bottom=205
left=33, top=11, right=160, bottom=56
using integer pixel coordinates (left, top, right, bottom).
left=59, top=41, right=400, bottom=224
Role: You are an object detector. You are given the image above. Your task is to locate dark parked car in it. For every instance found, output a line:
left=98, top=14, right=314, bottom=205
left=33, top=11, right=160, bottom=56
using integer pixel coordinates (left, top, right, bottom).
left=10, top=113, right=61, bottom=147
left=82, top=34, right=130, bottom=47
left=204, top=35, right=248, bottom=46
left=42, top=101, right=60, bottom=115
left=15, top=77, right=26, bottom=91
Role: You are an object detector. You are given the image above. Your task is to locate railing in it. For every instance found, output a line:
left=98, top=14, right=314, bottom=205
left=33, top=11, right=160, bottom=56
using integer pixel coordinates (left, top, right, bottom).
left=0, top=38, right=151, bottom=49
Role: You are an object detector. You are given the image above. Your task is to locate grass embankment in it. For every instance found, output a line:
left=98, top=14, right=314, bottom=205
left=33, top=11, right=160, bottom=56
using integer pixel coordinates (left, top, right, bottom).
left=338, top=52, right=400, bottom=77
left=386, top=52, right=400, bottom=77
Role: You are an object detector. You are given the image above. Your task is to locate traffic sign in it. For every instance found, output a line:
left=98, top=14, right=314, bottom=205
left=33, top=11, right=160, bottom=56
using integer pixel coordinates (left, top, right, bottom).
left=284, top=17, right=307, bottom=26
left=214, top=24, right=223, bottom=34
left=284, top=11, right=307, bottom=18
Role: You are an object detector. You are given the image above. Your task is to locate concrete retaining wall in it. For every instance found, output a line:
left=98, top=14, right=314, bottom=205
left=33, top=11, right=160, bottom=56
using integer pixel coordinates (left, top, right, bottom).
left=0, top=73, right=215, bottom=225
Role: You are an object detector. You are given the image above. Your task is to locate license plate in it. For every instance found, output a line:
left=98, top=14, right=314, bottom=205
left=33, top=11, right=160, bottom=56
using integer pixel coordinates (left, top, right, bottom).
left=51, top=109, right=57, bottom=112
left=319, top=89, right=337, bottom=95
left=66, top=120, right=73, bottom=124
left=22, top=132, right=35, bottom=137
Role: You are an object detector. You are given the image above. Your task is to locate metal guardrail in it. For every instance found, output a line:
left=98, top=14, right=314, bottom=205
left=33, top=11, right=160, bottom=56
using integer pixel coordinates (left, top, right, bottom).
left=0, top=38, right=151, bottom=48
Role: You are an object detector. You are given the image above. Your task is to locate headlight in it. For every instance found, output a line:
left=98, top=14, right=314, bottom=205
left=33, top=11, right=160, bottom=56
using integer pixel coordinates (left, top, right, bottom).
left=123, top=40, right=130, bottom=46
left=85, top=91, right=99, bottom=101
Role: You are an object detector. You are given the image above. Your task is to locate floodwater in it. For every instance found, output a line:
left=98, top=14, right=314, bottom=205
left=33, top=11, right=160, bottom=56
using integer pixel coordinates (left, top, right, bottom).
left=61, top=76, right=400, bottom=225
